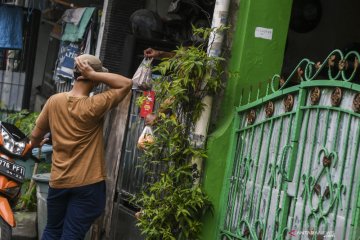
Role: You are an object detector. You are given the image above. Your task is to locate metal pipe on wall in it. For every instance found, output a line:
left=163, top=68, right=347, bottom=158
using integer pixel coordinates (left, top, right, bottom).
left=95, top=0, right=109, bottom=57
left=193, top=0, right=231, bottom=182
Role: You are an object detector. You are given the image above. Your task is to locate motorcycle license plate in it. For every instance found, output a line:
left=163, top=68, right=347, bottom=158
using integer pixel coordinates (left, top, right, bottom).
left=0, top=157, right=25, bottom=182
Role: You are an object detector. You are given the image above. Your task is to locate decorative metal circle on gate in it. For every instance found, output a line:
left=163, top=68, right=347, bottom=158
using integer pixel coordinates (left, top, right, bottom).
left=338, top=59, right=347, bottom=71
left=265, top=101, right=274, bottom=118
left=353, top=93, right=360, bottom=113
left=247, top=109, right=256, bottom=124
left=243, top=227, right=250, bottom=237
left=323, top=186, right=330, bottom=199
left=258, top=229, right=263, bottom=240
left=331, top=87, right=343, bottom=107
left=283, top=94, right=294, bottom=112
left=310, top=87, right=321, bottom=105
left=322, top=156, right=332, bottom=167
left=313, top=183, right=321, bottom=196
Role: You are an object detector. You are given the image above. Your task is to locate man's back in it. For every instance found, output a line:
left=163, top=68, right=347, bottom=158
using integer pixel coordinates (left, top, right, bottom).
left=37, top=90, right=122, bottom=188
left=31, top=54, right=132, bottom=240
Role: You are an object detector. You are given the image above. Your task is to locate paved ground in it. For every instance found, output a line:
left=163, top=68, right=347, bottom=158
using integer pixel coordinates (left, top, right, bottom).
left=12, top=211, right=37, bottom=240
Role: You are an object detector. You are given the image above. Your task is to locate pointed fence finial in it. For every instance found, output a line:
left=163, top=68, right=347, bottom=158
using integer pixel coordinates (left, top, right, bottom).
left=240, top=88, right=244, bottom=105
left=248, top=85, right=253, bottom=103
left=257, top=82, right=262, bottom=100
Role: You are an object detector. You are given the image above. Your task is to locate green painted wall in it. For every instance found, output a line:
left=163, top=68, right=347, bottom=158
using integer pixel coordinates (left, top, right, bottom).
left=201, top=0, right=293, bottom=239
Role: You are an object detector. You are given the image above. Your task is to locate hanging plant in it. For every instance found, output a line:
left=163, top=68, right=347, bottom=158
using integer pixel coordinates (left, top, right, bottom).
left=134, top=26, right=227, bottom=240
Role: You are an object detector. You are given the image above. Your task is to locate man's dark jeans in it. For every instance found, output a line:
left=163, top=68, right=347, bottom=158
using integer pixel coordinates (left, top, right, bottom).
left=41, top=181, right=106, bottom=240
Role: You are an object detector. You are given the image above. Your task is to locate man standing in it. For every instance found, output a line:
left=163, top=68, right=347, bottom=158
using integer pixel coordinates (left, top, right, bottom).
left=30, top=54, right=132, bottom=240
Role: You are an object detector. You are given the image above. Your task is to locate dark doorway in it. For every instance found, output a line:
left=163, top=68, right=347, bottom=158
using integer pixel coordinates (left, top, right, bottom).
left=281, top=0, right=360, bottom=81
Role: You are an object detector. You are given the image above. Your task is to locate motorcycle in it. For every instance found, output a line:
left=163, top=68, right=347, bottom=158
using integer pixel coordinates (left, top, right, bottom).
left=0, top=121, right=39, bottom=239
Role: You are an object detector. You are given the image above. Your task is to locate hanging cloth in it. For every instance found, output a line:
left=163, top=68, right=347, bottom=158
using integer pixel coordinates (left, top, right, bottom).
left=0, top=5, right=23, bottom=49
left=61, top=7, right=95, bottom=42
left=53, top=42, right=81, bottom=83
left=62, top=8, right=86, bottom=26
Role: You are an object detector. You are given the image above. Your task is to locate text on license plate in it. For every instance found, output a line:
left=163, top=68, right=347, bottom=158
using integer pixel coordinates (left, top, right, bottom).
left=0, top=158, right=25, bottom=181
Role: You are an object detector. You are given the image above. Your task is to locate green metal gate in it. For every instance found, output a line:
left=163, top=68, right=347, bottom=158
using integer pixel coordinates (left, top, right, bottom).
left=219, top=50, right=360, bottom=239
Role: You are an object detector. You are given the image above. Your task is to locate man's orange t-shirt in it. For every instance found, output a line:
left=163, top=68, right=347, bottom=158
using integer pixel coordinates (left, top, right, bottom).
left=35, top=89, right=123, bottom=188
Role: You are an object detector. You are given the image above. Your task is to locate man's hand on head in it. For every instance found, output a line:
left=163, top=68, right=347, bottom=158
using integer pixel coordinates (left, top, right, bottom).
left=75, top=57, right=96, bottom=80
